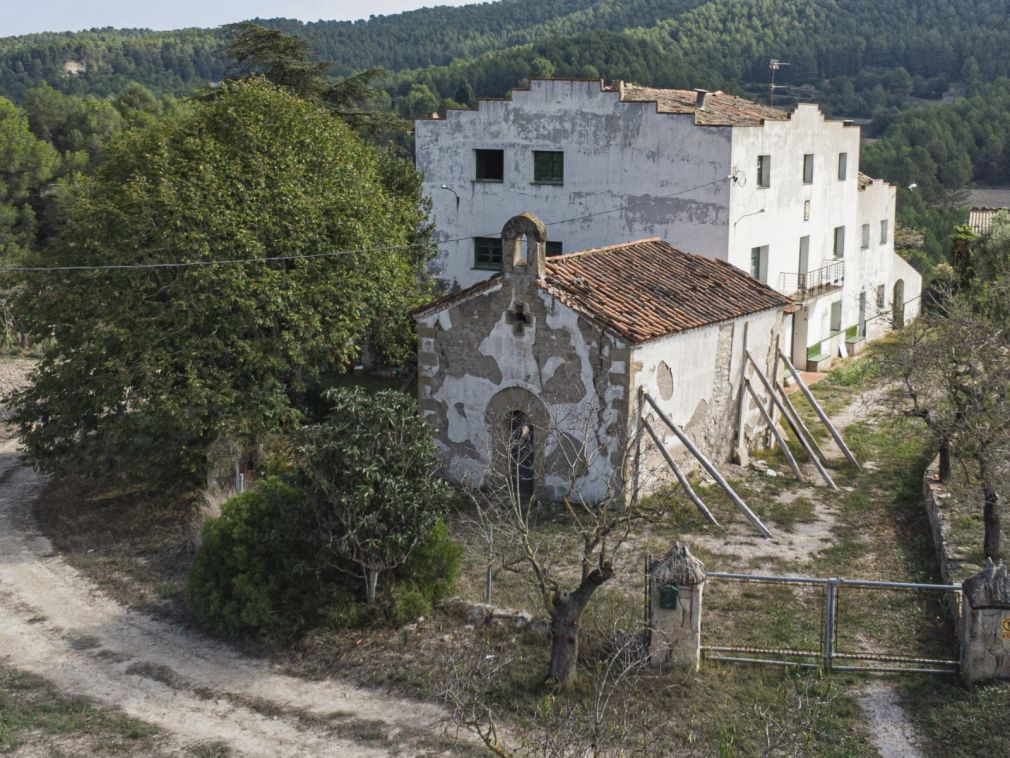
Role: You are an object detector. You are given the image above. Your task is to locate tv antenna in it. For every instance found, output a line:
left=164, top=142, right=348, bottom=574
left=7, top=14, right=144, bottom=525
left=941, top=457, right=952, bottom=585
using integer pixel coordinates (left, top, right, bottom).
left=769, top=59, right=790, bottom=106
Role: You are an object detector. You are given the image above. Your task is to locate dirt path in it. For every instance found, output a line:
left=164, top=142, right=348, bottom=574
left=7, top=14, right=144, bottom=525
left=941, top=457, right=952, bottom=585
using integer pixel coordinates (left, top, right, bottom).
left=0, top=439, right=456, bottom=757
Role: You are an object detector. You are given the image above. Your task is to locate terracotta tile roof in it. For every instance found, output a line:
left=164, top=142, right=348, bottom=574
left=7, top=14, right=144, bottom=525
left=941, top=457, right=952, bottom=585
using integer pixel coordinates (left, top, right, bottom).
left=542, top=239, right=792, bottom=343
left=618, top=83, right=788, bottom=127
left=414, top=239, right=793, bottom=344
left=968, top=207, right=1009, bottom=237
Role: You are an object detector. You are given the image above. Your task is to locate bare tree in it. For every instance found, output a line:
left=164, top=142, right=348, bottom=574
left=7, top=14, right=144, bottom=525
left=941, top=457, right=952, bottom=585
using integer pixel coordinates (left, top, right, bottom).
left=888, top=278, right=1010, bottom=560
left=464, top=402, right=659, bottom=688
left=443, top=624, right=671, bottom=757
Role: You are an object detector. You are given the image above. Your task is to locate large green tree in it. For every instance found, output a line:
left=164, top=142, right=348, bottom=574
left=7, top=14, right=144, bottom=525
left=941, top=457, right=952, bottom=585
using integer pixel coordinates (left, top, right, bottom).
left=0, top=97, right=58, bottom=261
left=10, top=78, right=432, bottom=487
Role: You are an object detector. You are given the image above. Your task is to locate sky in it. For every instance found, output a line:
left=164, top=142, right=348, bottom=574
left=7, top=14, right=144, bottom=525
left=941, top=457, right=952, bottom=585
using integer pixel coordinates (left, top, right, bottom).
left=1, top=1, right=478, bottom=37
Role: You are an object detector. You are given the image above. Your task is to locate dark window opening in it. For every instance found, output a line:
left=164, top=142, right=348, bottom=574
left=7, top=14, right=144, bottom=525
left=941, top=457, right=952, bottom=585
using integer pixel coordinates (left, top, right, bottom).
left=802, top=153, right=814, bottom=184
left=475, top=149, right=504, bottom=182
left=546, top=240, right=563, bottom=256
left=757, top=154, right=771, bottom=188
left=533, top=151, right=564, bottom=184
left=474, top=237, right=502, bottom=270
left=509, top=410, right=535, bottom=499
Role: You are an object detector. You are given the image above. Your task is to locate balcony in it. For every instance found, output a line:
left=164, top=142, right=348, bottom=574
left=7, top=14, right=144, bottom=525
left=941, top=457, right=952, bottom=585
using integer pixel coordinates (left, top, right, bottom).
left=779, top=260, right=845, bottom=301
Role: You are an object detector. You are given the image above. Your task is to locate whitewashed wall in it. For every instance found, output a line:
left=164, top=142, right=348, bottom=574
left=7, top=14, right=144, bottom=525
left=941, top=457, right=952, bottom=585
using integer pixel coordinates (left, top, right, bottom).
left=630, top=308, right=785, bottom=490
left=415, top=79, right=733, bottom=290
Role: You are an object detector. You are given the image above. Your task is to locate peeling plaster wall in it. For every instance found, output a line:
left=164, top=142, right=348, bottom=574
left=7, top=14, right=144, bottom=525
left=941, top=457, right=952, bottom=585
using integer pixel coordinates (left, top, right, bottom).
left=416, top=275, right=631, bottom=502
left=415, top=79, right=733, bottom=291
left=630, top=309, right=785, bottom=492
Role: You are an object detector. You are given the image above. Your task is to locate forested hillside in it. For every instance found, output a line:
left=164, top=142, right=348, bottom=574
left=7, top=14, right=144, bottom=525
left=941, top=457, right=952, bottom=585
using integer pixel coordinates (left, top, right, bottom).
left=3, top=0, right=1010, bottom=121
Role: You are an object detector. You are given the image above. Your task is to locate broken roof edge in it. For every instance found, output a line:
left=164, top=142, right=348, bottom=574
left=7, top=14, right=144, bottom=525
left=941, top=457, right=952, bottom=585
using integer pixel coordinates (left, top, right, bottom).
left=415, top=79, right=805, bottom=129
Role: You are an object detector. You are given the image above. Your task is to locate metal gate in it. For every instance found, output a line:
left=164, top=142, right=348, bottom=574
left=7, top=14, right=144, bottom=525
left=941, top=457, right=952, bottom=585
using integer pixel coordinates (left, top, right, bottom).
left=701, top=571, right=962, bottom=674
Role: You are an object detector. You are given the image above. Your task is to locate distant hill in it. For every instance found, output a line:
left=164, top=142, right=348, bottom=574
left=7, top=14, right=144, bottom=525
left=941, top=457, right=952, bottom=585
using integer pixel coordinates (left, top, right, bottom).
left=1, top=0, right=1010, bottom=124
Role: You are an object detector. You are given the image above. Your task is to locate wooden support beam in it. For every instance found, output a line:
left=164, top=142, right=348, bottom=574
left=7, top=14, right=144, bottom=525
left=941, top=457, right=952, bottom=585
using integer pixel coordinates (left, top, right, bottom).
left=642, top=392, right=772, bottom=538
left=641, top=418, right=720, bottom=526
left=746, top=350, right=837, bottom=488
left=745, top=379, right=804, bottom=483
left=779, top=350, right=862, bottom=470
left=775, top=382, right=828, bottom=464
left=735, top=322, right=750, bottom=465
left=632, top=388, right=644, bottom=505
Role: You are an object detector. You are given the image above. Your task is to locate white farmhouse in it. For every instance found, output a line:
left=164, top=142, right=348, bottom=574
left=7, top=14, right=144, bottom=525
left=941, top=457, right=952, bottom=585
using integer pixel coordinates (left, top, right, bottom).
left=415, top=78, right=921, bottom=370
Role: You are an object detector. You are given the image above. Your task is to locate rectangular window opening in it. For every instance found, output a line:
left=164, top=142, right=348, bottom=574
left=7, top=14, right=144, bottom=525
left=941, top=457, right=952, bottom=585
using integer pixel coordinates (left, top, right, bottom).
left=876, top=284, right=886, bottom=310
left=833, top=226, right=845, bottom=258
left=861, top=223, right=870, bottom=250
left=802, top=154, right=814, bottom=184
left=880, top=219, right=889, bottom=244
left=750, top=245, right=769, bottom=283
left=475, top=149, right=504, bottom=182
left=830, top=300, right=843, bottom=334
left=473, top=236, right=502, bottom=270
left=757, top=155, right=771, bottom=188
left=546, top=240, right=563, bottom=256
left=533, top=151, right=564, bottom=184
left=838, top=152, right=848, bottom=181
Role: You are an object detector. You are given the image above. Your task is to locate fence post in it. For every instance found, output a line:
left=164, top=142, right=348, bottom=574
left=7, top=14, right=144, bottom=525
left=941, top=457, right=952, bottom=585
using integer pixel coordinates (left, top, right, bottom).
left=823, top=578, right=838, bottom=672
left=648, top=543, right=706, bottom=672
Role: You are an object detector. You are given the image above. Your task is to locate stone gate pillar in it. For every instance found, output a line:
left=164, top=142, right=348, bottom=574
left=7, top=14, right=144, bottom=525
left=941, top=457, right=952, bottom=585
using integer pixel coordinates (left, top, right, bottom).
left=960, top=559, right=1010, bottom=685
left=648, top=543, right=706, bottom=672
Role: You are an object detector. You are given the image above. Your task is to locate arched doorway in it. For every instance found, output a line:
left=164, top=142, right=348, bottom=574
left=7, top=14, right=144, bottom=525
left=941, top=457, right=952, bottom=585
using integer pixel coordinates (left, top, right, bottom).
left=893, top=279, right=905, bottom=328
left=509, top=410, right=535, bottom=500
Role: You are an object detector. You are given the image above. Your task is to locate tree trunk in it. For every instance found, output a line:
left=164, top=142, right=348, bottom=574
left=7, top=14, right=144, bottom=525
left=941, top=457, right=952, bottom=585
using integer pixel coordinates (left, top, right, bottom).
left=547, top=564, right=613, bottom=687
left=978, top=454, right=1002, bottom=561
left=364, top=567, right=379, bottom=606
left=938, top=440, right=951, bottom=482
left=982, top=482, right=1001, bottom=561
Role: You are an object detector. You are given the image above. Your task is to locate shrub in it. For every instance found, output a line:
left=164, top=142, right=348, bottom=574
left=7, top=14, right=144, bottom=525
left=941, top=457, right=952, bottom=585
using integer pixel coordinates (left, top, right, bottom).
left=185, top=478, right=323, bottom=642
left=389, top=582, right=431, bottom=625
left=399, top=518, right=463, bottom=605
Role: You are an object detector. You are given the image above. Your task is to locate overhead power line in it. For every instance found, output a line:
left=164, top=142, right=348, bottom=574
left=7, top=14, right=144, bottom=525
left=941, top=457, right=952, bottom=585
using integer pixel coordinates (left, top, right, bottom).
left=0, top=175, right=730, bottom=274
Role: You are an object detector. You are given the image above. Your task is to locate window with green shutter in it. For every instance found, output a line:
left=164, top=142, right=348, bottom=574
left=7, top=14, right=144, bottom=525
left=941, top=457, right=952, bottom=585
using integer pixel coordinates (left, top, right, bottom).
left=533, top=151, right=564, bottom=184
left=473, top=237, right=502, bottom=270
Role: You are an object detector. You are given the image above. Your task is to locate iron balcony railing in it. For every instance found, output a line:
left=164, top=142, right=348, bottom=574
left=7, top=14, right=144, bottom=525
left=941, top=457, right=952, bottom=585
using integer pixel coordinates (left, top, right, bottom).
left=780, top=259, right=845, bottom=300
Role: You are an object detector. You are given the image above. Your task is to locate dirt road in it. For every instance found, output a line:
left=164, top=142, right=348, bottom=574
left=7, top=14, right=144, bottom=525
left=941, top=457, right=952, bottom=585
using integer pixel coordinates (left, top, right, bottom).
left=0, top=439, right=456, bottom=757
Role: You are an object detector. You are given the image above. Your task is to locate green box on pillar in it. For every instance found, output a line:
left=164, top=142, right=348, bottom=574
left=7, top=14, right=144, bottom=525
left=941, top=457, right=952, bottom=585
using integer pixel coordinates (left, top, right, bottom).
left=660, top=583, right=680, bottom=610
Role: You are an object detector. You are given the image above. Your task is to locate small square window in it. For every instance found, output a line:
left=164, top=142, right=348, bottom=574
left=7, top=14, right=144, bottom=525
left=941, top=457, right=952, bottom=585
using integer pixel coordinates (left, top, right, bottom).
left=833, top=226, right=845, bottom=258
left=473, top=237, right=502, bottom=270
left=861, top=223, right=870, bottom=250
left=880, top=219, right=889, bottom=244
left=802, top=154, right=814, bottom=184
left=750, top=245, right=768, bottom=283
left=475, top=149, right=504, bottom=181
left=757, top=155, right=771, bottom=188
left=533, top=151, right=564, bottom=184
left=837, top=152, right=848, bottom=181
left=876, top=284, right=886, bottom=310
left=546, top=240, right=563, bottom=256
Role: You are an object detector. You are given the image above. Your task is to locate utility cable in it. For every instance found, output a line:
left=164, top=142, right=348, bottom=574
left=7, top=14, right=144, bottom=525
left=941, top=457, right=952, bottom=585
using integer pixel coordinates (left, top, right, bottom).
left=0, top=175, right=732, bottom=274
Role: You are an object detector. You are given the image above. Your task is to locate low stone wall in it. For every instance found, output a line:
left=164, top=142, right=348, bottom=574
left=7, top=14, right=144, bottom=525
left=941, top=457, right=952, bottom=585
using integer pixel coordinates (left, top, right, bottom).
left=922, top=456, right=973, bottom=628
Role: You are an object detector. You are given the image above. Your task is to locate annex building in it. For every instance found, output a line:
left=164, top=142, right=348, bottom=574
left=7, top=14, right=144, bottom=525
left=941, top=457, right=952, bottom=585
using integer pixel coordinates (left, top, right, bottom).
left=413, top=214, right=792, bottom=501
left=415, top=78, right=921, bottom=370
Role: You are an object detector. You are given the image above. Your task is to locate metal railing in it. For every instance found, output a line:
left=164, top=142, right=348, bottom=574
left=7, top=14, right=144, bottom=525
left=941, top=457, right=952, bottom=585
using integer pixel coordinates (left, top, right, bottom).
left=702, top=571, right=962, bottom=675
left=780, top=260, right=845, bottom=300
